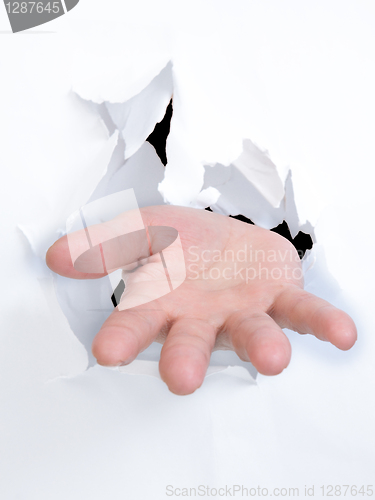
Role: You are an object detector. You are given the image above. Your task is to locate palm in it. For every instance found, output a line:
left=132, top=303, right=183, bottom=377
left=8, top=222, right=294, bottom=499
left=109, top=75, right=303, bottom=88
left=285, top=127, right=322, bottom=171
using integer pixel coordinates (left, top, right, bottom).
left=47, top=205, right=356, bottom=395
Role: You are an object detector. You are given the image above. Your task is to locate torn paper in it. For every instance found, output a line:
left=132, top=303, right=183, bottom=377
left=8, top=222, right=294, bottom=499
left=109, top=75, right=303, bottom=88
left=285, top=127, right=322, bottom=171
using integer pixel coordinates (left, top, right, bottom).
left=2, top=3, right=375, bottom=498
left=198, top=145, right=312, bottom=239
left=105, top=62, right=173, bottom=160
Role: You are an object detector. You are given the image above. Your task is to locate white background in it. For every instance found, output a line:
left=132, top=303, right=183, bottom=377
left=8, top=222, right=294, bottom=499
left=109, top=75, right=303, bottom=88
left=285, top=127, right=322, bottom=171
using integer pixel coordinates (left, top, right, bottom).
left=0, top=1, right=374, bottom=499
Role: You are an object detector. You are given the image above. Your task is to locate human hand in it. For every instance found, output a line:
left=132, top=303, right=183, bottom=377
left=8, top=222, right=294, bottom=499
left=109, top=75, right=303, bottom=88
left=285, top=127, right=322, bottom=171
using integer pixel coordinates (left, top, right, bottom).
left=46, top=205, right=357, bottom=395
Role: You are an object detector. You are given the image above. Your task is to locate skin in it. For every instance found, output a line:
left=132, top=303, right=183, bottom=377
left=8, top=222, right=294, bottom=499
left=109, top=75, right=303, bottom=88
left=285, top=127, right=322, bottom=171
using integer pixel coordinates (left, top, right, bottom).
left=46, top=205, right=357, bottom=395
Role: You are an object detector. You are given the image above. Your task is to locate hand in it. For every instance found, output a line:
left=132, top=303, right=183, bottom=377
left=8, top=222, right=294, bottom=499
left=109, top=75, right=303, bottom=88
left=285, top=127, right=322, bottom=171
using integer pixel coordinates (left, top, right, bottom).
left=46, top=205, right=357, bottom=395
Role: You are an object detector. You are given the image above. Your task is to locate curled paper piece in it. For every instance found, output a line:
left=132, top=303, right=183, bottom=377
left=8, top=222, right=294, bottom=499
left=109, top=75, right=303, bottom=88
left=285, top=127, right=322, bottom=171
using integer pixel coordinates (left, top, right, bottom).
left=66, top=188, right=186, bottom=311
left=231, top=139, right=285, bottom=208
left=105, top=62, right=173, bottom=160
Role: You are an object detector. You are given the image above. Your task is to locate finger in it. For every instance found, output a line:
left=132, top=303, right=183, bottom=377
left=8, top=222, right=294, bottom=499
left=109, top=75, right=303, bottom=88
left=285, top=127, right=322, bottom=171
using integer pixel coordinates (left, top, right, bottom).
left=46, top=207, right=145, bottom=278
left=92, top=306, right=167, bottom=366
left=272, top=286, right=357, bottom=350
left=46, top=209, right=178, bottom=280
left=226, top=310, right=292, bottom=375
left=46, top=229, right=150, bottom=279
left=159, top=319, right=217, bottom=396
left=46, top=234, right=108, bottom=280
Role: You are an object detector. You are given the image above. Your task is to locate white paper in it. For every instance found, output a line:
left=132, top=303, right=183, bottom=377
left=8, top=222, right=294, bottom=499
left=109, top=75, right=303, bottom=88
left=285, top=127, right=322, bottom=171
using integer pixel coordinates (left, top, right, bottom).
left=1, top=2, right=375, bottom=498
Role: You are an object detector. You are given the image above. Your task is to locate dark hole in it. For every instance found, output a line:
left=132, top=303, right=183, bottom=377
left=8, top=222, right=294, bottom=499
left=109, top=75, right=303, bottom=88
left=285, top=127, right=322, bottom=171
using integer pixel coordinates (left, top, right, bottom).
left=111, top=279, right=125, bottom=308
left=270, top=220, right=313, bottom=259
left=205, top=207, right=313, bottom=259
left=229, top=213, right=255, bottom=225
left=146, top=99, right=173, bottom=166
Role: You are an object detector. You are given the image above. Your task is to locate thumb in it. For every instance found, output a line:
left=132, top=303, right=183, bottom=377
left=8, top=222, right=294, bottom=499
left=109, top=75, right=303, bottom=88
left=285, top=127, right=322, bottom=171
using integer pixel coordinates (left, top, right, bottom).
left=46, top=206, right=179, bottom=280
